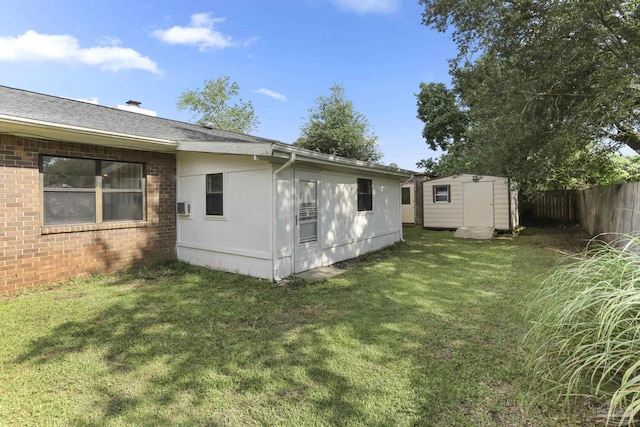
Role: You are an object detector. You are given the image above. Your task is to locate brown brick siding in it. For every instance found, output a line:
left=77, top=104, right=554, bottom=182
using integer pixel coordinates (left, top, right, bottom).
left=0, top=134, right=176, bottom=294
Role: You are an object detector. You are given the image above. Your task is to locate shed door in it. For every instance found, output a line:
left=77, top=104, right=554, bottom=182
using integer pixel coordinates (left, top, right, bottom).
left=294, top=171, right=322, bottom=273
left=463, top=181, right=494, bottom=227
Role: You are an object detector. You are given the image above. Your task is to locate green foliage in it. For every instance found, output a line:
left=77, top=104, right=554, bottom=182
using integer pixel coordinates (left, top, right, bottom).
left=296, top=84, right=382, bottom=162
left=176, top=76, right=259, bottom=134
left=416, top=82, right=469, bottom=152
left=415, top=153, right=472, bottom=177
left=596, top=155, right=640, bottom=186
left=528, top=235, right=640, bottom=425
left=417, top=0, right=640, bottom=190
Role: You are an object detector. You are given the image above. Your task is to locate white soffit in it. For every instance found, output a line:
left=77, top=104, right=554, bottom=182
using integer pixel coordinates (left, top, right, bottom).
left=0, top=115, right=177, bottom=152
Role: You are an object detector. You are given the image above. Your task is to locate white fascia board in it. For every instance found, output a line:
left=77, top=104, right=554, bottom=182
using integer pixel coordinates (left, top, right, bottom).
left=272, top=145, right=413, bottom=178
left=177, top=140, right=273, bottom=156
left=0, top=114, right=177, bottom=152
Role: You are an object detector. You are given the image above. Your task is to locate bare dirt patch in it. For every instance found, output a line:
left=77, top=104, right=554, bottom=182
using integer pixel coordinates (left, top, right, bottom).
left=518, top=226, right=592, bottom=253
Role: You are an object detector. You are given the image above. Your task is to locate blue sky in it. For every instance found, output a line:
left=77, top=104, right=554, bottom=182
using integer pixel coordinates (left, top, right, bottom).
left=0, top=0, right=456, bottom=170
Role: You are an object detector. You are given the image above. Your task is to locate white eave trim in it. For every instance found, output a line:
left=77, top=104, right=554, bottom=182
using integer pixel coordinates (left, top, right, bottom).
left=273, top=145, right=413, bottom=178
left=176, top=140, right=273, bottom=156
left=0, top=114, right=413, bottom=178
left=0, top=114, right=178, bottom=152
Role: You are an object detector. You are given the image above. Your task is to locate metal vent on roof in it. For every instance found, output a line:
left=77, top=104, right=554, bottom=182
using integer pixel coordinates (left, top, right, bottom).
left=199, top=121, right=217, bottom=129
left=126, top=100, right=142, bottom=107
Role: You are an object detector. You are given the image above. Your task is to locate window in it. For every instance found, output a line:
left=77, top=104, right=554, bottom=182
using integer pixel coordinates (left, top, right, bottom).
left=41, top=156, right=144, bottom=226
left=206, top=173, right=224, bottom=216
left=357, top=178, right=373, bottom=212
left=433, top=185, right=451, bottom=203
left=402, top=187, right=411, bottom=205
left=102, top=161, right=144, bottom=221
left=298, top=180, right=318, bottom=244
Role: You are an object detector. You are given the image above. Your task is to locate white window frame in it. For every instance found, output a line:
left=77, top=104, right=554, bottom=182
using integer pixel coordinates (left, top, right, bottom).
left=205, top=172, right=225, bottom=218
left=357, top=178, right=373, bottom=212
left=433, top=185, right=451, bottom=203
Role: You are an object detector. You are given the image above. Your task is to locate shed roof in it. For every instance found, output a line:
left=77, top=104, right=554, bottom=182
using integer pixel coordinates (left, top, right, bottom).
left=428, top=174, right=509, bottom=182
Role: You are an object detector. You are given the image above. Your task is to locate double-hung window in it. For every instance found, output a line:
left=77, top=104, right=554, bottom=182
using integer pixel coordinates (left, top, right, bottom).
left=357, top=178, right=373, bottom=212
left=206, top=173, right=224, bottom=216
left=41, top=156, right=144, bottom=226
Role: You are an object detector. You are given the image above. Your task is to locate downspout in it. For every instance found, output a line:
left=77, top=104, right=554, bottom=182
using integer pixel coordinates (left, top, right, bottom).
left=272, top=152, right=296, bottom=283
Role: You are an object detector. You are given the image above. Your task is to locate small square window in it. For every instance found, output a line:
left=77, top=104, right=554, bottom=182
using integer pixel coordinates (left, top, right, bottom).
left=433, top=185, right=450, bottom=203
left=206, top=173, right=224, bottom=216
left=357, top=178, right=373, bottom=212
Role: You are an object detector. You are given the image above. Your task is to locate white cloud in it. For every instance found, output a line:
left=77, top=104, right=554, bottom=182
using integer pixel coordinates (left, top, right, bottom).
left=97, top=36, right=122, bottom=47
left=0, top=30, right=159, bottom=74
left=153, top=13, right=257, bottom=51
left=332, top=0, right=399, bottom=14
left=254, top=88, right=287, bottom=102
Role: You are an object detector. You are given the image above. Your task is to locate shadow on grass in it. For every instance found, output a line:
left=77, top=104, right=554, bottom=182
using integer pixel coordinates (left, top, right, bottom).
left=12, top=229, right=547, bottom=426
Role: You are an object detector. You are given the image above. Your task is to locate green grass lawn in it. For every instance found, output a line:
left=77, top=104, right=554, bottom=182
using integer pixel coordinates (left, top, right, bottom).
left=0, top=228, right=590, bottom=426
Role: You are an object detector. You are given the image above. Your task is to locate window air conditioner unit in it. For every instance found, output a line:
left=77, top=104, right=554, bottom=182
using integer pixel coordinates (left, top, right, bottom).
left=176, top=202, right=191, bottom=216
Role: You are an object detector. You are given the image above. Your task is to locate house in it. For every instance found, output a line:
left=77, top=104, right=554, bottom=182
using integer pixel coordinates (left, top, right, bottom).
left=0, top=85, right=412, bottom=294
left=422, top=174, right=518, bottom=231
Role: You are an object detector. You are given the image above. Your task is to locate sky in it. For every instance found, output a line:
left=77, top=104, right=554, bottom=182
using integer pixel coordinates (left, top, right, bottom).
left=0, top=0, right=457, bottom=171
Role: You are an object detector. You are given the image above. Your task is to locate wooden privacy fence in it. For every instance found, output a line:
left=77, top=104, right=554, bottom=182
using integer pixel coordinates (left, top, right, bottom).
left=577, top=183, right=640, bottom=236
left=531, top=190, right=578, bottom=223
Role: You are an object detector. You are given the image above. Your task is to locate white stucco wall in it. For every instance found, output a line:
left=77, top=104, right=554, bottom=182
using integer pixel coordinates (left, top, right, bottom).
left=275, top=167, right=403, bottom=278
left=177, top=152, right=404, bottom=280
left=275, top=168, right=294, bottom=279
left=176, top=152, right=273, bottom=279
left=423, top=174, right=515, bottom=230
left=321, top=170, right=402, bottom=266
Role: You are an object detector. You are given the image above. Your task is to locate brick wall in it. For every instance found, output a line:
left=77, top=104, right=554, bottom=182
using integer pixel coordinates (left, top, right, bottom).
left=0, top=135, right=176, bottom=294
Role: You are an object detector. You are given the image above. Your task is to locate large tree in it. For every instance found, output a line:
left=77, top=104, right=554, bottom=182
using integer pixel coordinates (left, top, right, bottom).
left=177, top=76, right=259, bottom=134
left=296, top=84, right=382, bottom=162
left=417, top=0, right=640, bottom=190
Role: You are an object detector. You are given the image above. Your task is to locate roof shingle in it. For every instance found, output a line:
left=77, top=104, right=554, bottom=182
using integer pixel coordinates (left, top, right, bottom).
left=0, top=85, right=279, bottom=144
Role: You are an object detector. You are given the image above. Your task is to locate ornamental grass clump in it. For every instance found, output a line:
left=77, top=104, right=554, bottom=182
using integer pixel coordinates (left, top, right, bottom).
left=528, top=234, right=640, bottom=426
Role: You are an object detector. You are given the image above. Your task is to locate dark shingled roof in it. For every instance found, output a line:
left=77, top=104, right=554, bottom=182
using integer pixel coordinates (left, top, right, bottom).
left=0, top=85, right=281, bottom=145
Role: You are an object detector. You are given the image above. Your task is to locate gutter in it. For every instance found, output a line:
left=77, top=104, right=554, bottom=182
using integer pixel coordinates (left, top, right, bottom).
left=271, top=152, right=296, bottom=283
left=272, top=144, right=412, bottom=178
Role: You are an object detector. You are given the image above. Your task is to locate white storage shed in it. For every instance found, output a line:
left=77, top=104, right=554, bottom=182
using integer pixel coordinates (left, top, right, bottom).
left=423, top=174, right=518, bottom=231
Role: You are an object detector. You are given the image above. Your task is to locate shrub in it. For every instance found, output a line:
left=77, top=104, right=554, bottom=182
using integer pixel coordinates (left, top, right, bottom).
left=528, top=234, right=640, bottom=426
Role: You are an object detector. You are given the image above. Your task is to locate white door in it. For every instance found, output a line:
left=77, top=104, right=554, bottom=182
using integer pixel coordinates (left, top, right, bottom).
left=294, top=171, right=322, bottom=273
left=401, top=185, right=415, bottom=224
left=463, top=181, right=494, bottom=227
